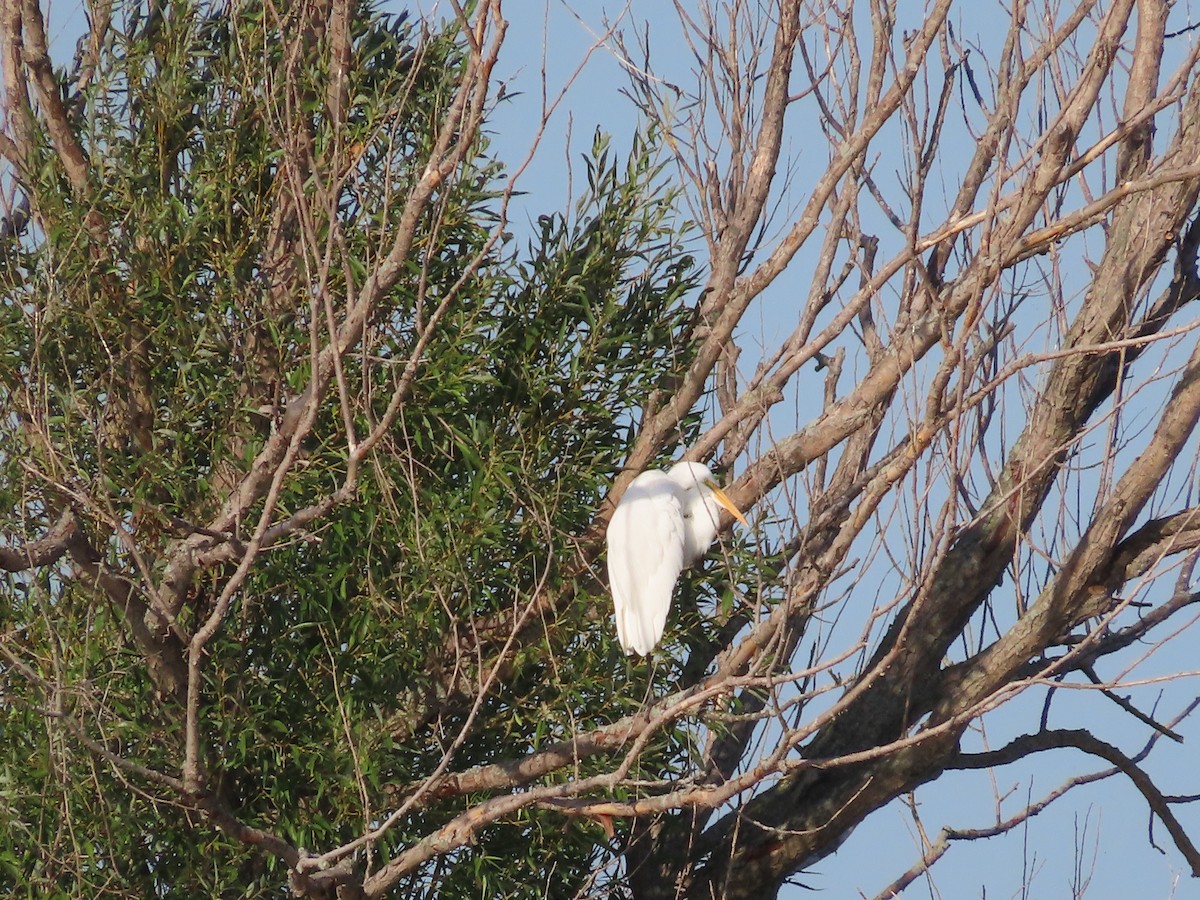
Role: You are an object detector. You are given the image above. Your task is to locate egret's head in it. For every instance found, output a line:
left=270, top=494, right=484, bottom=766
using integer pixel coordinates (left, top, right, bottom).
left=668, top=461, right=749, bottom=527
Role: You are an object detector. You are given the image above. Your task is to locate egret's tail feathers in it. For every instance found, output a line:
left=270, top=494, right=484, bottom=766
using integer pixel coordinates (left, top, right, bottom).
left=616, top=605, right=663, bottom=656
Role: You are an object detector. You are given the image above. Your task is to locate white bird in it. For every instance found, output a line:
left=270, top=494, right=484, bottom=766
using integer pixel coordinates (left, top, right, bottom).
left=605, top=461, right=749, bottom=656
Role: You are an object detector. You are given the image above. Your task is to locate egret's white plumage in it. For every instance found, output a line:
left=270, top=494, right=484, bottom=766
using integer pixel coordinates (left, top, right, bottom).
left=605, top=461, right=749, bottom=656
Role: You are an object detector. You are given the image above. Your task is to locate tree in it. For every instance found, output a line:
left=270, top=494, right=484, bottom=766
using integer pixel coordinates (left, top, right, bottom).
left=1, top=0, right=1199, bottom=897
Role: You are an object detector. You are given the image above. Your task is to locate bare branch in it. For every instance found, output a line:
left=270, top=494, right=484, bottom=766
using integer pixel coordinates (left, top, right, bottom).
left=951, top=728, right=1200, bottom=876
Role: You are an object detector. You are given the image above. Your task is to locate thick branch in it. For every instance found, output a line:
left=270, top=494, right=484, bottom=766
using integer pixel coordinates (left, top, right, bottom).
left=18, top=0, right=89, bottom=189
left=63, top=525, right=187, bottom=702
left=0, top=508, right=75, bottom=571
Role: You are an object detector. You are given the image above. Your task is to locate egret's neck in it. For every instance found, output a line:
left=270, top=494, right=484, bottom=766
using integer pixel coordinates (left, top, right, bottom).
left=682, top=496, right=722, bottom=563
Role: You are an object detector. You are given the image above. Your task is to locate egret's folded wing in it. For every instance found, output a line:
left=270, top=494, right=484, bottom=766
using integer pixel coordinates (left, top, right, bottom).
left=606, top=475, right=685, bottom=656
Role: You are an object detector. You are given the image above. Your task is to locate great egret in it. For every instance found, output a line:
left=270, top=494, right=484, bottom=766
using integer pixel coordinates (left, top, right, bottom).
left=605, top=461, right=749, bottom=656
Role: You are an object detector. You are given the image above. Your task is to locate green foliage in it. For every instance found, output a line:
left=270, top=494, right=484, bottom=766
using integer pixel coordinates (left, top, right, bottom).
left=0, top=1, right=701, bottom=896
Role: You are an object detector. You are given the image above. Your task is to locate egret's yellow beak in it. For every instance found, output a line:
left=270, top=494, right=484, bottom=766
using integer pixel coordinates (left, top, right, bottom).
left=708, top=482, right=750, bottom=528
